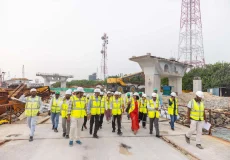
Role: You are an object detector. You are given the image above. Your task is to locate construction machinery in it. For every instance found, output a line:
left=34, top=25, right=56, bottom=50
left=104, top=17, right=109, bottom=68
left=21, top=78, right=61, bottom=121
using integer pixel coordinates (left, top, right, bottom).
left=106, top=72, right=145, bottom=93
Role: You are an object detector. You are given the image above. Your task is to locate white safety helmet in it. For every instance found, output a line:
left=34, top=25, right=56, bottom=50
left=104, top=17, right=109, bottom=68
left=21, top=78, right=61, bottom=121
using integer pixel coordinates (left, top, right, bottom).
left=94, top=88, right=101, bottom=93
left=142, top=94, right=147, bottom=98
left=133, top=92, right=139, bottom=96
left=83, top=93, right=87, bottom=96
left=86, top=94, right=90, bottom=98
left=73, top=89, right=78, bottom=93
left=100, top=92, right=104, bottom=96
left=152, top=93, right=157, bottom=97
left=76, top=87, right=84, bottom=93
left=30, top=88, right=36, bottom=92
left=118, top=92, right=122, bottom=95
left=107, top=91, right=111, bottom=94
left=65, top=89, right=72, bottom=95
left=196, top=91, right=204, bottom=99
left=170, top=92, right=177, bottom=97
left=114, top=91, right=119, bottom=95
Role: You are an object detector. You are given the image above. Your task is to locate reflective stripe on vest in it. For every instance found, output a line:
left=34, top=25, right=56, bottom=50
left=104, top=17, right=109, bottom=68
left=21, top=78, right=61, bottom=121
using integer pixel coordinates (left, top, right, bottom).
left=148, top=99, right=160, bottom=118
left=90, top=96, right=101, bottom=115
left=112, top=97, right=122, bottom=115
left=168, top=98, right=178, bottom=115
left=51, top=98, right=62, bottom=113
left=25, top=96, right=39, bottom=117
left=139, top=99, right=147, bottom=113
left=71, top=96, right=86, bottom=118
left=190, top=99, right=204, bottom=121
left=100, top=97, right=105, bottom=114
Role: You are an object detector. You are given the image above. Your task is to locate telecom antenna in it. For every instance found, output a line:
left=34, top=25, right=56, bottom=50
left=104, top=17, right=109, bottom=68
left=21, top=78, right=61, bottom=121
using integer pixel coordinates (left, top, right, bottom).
left=101, top=33, right=109, bottom=80
left=177, top=0, right=205, bottom=67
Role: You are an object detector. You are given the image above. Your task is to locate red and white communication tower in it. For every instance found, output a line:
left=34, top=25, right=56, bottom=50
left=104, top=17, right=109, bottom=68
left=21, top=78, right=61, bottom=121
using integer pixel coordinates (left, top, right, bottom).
left=101, top=33, right=108, bottom=80
left=177, top=0, right=205, bottom=67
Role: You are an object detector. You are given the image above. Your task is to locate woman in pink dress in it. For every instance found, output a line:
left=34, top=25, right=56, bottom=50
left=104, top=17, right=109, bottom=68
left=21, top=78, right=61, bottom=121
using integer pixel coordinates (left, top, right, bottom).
left=129, top=92, right=140, bottom=135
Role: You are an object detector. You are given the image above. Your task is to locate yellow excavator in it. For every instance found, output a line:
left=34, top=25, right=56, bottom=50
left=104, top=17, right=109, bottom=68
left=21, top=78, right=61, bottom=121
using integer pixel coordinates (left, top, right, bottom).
left=106, top=72, right=145, bottom=93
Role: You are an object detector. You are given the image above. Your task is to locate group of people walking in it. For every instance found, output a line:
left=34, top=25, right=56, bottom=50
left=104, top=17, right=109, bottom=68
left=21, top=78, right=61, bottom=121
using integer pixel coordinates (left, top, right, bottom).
left=18, top=87, right=207, bottom=149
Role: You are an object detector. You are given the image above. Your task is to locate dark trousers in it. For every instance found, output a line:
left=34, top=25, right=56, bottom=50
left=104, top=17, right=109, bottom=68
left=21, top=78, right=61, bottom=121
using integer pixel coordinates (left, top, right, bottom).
left=139, top=112, right=147, bottom=127
left=149, top=118, right=160, bottom=136
left=83, top=116, right=87, bottom=126
left=90, top=115, right=99, bottom=136
left=99, top=114, right=104, bottom=127
left=112, top=115, right=121, bottom=133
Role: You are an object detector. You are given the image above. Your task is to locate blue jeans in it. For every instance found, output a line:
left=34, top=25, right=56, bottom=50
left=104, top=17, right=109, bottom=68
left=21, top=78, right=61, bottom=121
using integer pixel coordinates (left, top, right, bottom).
left=170, top=115, right=177, bottom=129
left=27, top=116, right=37, bottom=137
left=51, top=113, right=60, bottom=129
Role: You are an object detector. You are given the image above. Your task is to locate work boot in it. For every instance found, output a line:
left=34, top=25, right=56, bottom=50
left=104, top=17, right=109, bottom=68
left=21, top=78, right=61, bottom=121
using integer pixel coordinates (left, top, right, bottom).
left=63, top=133, right=66, bottom=137
left=99, top=126, right=102, bottom=129
left=93, top=134, right=99, bottom=139
left=54, top=128, right=58, bottom=132
left=84, top=125, right=87, bottom=129
left=52, top=125, right=54, bottom=130
left=185, top=135, right=190, bottom=144
left=117, top=132, right=123, bottom=136
left=196, top=144, right=204, bottom=149
left=69, top=141, right=73, bottom=147
left=143, top=126, right=146, bottom=129
left=29, top=136, right=33, bottom=142
left=81, top=126, right=83, bottom=131
left=171, top=128, right=175, bottom=131
left=65, top=135, right=69, bottom=139
left=150, top=131, right=153, bottom=134
left=89, top=130, right=92, bottom=135
left=112, top=129, right=115, bottom=133
left=156, top=135, right=161, bottom=138
left=76, top=140, right=82, bottom=145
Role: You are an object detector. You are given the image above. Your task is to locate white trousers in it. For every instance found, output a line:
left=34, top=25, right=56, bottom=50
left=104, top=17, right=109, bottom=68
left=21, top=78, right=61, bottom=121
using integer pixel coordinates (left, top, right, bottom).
left=69, top=118, right=83, bottom=141
left=186, top=120, right=204, bottom=144
left=27, top=116, right=37, bottom=137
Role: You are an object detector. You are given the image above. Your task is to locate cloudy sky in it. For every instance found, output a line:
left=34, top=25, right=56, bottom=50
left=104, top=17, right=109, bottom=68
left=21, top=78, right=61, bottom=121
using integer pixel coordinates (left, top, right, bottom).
left=0, top=0, right=229, bottom=82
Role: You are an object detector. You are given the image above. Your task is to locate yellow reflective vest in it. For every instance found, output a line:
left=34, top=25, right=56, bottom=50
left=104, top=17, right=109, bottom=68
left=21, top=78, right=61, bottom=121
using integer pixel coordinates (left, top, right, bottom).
left=25, top=96, right=40, bottom=117
left=128, top=99, right=136, bottom=114
left=190, top=99, right=205, bottom=121
left=139, top=99, right=147, bottom=114
left=148, top=99, right=160, bottom=118
left=51, top=98, right=62, bottom=113
left=90, top=96, right=101, bottom=115
left=106, top=96, right=111, bottom=109
left=100, top=96, right=106, bottom=114
left=111, top=97, right=123, bottom=115
left=61, top=99, right=69, bottom=118
left=70, top=96, right=86, bottom=118
left=168, top=98, right=178, bottom=115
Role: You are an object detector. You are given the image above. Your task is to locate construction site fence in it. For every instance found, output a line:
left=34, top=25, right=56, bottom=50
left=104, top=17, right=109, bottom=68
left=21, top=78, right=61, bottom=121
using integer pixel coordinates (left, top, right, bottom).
left=50, top=88, right=94, bottom=93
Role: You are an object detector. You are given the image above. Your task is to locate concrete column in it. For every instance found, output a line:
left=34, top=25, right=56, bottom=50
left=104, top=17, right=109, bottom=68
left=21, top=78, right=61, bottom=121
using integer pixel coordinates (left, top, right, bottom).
left=193, top=77, right=202, bottom=93
left=169, top=77, right=182, bottom=95
left=44, top=77, right=51, bottom=87
left=61, top=81, right=66, bottom=88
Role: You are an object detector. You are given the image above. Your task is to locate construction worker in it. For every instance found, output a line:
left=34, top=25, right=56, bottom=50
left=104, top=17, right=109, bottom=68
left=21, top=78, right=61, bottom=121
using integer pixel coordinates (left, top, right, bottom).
left=68, top=87, right=85, bottom=146
left=153, top=88, right=163, bottom=107
left=15, top=88, right=43, bottom=142
left=139, top=94, right=148, bottom=129
left=168, top=92, right=178, bottom=131
left=87, top=88, right=101, bottom=138
left=61, top=89, right=72, bottom=139
left=111, top=91, right=123, bottom=136
left=81, top=93, right=89, bottom=131
left=125, top=92, right=132, bottom=120
left=99, top=92, right=106, bottom=129
left=185, top=91, right=207, bottom=149
left=147, top=92, right=160, bottom=137
left=48, top=91, right=62, bottom=132
left=105, top=91, right=112, bottom=123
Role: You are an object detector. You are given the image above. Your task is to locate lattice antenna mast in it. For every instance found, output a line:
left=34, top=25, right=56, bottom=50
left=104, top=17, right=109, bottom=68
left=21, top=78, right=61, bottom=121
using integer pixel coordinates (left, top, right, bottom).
left=101, top=33, right=108, bottom=80
left=177, top=0, right=205, bottom=67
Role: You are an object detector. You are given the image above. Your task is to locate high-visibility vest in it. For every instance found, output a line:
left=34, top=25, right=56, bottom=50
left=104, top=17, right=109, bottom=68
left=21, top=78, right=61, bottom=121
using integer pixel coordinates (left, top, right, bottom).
left=128, top=99, right=136, bottom=114
left=111, top=97, right=122, bottom=115
left=148, top=99, right=160, bottom=118
left=90, top=96, right=101, bottom=115
left=25, top=96, right=40, bottom=117
left=70, top=96, right=86, bottom=118
left=168, top=98, right=178, bottom=115
left=61, top=100, right=69, bottom=118
left=51, top=98, right=62, bottom=113
left=100, top=96, right=106, bottom=114
left=139, top=99, right=147, bottom=113
left=190, top=99, right=204, bottom=121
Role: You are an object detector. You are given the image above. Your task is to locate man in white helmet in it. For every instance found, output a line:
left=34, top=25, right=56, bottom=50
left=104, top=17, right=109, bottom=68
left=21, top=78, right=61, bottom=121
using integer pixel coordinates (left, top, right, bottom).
left=81, top=92, right=88, bottom=131
left=147, top=92, right=160, bottom=137
left=16, top=88, right=43, bottom=142
left=87, top=88, right=101, bottom=138
left=185, top=91, right=207, bottom=149
left=139, top=94, right=148, bottom=129
left=61, top=89, right=72, bottom=139
left=67, top=87, right=85, bottom=146
left=168, top=92, right=178, bottom=131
